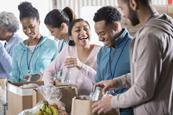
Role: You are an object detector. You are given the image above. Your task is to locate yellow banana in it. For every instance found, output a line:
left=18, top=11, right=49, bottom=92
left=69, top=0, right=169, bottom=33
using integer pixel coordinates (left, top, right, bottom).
left=43, top=111, right=48, bottom=115
left=41, top=103, right=48, bottom=111
left=34, top=109, right=44, bottom=115
left=45, top=106, right=53, bottom=115
left=35, top=101, right=61, bottom=115
left=50, top=106, right=58, bottom=115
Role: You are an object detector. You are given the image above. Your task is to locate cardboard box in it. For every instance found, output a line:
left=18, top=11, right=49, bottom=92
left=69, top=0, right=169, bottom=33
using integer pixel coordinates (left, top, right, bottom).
left=32, top=89, right=43, bottom=107
left=7, top=81, right=43, bottom=115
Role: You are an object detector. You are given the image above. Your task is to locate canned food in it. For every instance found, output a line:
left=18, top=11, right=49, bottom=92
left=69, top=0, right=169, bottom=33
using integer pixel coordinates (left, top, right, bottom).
left=90, top=87, right=102, bottom=101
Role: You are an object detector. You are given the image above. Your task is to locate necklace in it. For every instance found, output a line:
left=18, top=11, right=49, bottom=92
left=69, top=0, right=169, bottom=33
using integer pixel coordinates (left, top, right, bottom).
left=26, top=36, right=43, bottom=73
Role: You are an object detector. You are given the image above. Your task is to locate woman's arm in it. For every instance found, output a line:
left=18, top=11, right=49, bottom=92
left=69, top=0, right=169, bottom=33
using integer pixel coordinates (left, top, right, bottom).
left=0, top=43, right=12, bottom=77
left=42, top=46, right=67, bottom=85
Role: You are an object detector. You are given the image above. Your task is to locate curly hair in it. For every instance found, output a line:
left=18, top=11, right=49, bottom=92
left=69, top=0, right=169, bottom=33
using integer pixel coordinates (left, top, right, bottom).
left=44, top=7, right=76, bottom=28
left=0, top=11, right=19, bottom=32
left=18, top=1, right=39, bottom=20
left=93, top=6, right=121, bottom=25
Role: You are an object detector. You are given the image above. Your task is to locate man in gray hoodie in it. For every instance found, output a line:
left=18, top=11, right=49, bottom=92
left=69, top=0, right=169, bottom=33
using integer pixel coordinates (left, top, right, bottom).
left=92, top=0, right=173, bottom=115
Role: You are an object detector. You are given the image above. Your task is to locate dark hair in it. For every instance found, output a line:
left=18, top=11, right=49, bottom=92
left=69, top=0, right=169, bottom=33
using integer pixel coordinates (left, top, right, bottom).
left=18, top=1, right=39, bottom=20
left=140, top=0, right=151, bottom=6
left=63, top=7, right=76, bottom=22
left=93, top=6, right=121, bottom=25
left=68, top=18, right=90, bottom=46
left=122, top=0, right=151, bottom=7
left=44, top=7, right=76, bottom=28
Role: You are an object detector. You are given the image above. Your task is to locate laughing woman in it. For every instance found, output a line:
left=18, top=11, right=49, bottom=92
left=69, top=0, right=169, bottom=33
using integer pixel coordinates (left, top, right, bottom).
left=43, top=19, right=101, bottom=95
left=9, top=2, right=58, bottom=82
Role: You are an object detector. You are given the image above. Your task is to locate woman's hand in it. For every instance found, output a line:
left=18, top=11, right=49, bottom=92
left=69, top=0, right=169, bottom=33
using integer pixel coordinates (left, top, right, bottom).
left=24, top=73, right=42, bottom=82
left=64, top=57, right=83, bottom=69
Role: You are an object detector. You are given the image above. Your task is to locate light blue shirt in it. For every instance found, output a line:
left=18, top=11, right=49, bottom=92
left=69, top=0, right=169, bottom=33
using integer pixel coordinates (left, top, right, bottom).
left=0, top=34, right=22, bottom=78
left=10, top=36, right=58, bottom=82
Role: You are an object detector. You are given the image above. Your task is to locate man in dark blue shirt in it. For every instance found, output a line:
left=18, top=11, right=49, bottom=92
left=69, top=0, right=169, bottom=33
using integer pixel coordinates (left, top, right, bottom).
left=93, top=6, right=133, bottom=115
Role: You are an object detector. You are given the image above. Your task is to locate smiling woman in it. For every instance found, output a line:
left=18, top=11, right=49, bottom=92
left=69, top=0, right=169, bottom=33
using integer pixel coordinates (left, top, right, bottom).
left=9, top=1, right=59, bottom=83
left=43, top=18, right=101, bottom=95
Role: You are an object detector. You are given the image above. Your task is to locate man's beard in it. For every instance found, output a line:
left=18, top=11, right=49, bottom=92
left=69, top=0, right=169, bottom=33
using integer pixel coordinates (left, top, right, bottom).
left=128, top=8, right=140, bottom=26
left=110, top=30, right=122, bottom=48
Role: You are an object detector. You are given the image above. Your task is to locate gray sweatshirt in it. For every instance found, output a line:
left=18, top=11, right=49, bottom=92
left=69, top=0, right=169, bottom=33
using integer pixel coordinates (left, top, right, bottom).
left=169, top=77, right=173, bottom=115
left=111, top=14, right=173, bottom=115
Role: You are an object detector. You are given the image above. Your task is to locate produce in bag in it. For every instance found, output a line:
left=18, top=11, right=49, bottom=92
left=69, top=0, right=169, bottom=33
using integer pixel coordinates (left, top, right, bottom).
left=18, top=85, right=68, bottom=115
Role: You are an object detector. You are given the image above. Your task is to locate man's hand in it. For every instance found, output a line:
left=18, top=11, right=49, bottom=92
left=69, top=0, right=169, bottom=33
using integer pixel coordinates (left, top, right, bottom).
left=95, top=80, right=118, bottom=94
left=92, top=95, right=113, bottom=114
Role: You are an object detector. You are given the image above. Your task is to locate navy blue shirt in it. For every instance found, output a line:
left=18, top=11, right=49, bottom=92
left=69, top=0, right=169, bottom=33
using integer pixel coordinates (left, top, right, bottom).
left=96, top=28, right=133, bottom=115
left=96, top=28, right=131, bottom=82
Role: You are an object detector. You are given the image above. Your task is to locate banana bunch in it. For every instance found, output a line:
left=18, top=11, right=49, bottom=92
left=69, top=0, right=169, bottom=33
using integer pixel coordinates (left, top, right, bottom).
left=34, top=101, right=59, bottom=115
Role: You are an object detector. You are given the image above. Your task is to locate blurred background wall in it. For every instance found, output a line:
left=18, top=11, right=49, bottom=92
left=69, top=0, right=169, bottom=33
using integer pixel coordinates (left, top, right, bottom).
left=0, top=0, right=171, bottom=44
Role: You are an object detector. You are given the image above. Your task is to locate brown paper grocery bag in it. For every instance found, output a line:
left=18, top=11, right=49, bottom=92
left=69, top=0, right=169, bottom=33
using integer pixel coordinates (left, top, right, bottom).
left=71, top=97, right=119, bottom=115
left=71, top=97, right=92, bottom=115
left=57, top=85, right=78, bottom=113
